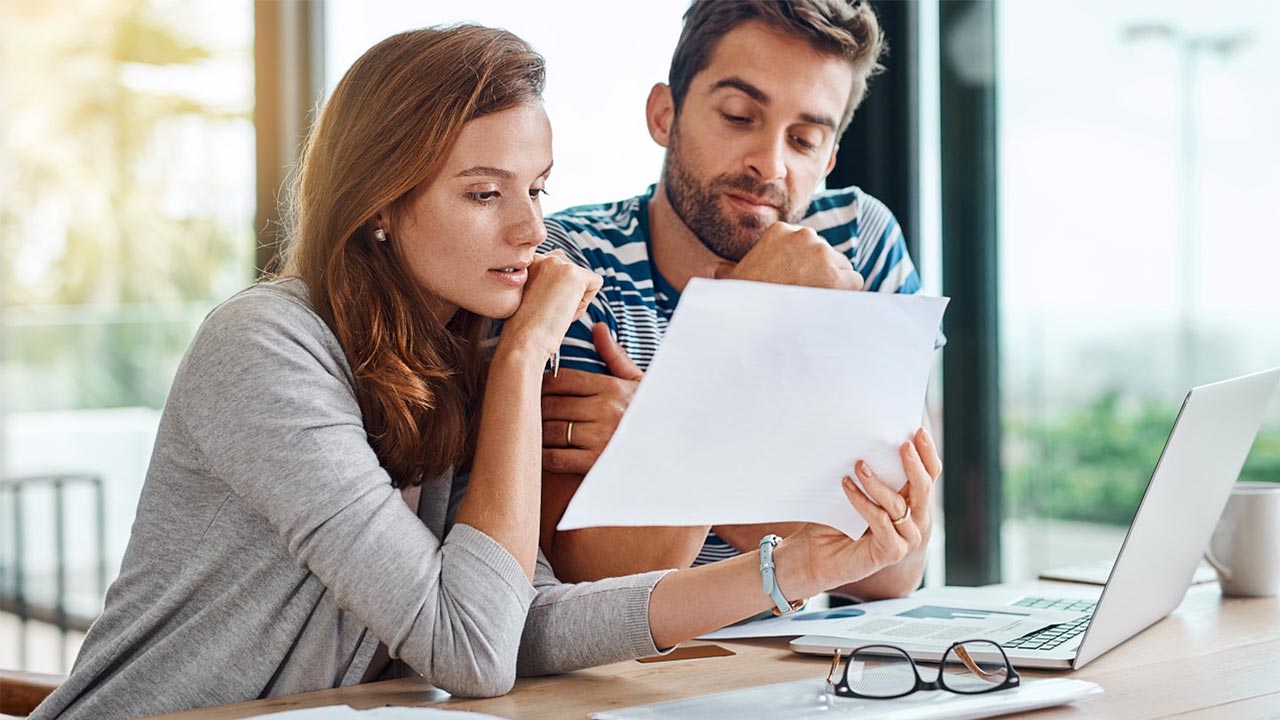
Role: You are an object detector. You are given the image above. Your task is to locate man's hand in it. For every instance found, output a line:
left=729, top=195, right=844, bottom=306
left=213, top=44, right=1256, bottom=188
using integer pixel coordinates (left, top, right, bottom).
left=541, top=323, right=643, bottom=475
left=539, top=326, right=704, bottom=582
left=713, top=222, right=864, bottom=291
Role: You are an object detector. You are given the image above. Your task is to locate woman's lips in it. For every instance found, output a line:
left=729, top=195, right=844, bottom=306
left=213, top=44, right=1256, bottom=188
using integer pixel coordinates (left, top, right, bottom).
left=487, top=267, right=529, bottom=286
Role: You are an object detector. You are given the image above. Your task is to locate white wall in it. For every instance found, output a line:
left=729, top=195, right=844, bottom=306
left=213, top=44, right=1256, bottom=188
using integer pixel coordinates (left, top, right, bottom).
left=324, top=1, right=693, bottom=214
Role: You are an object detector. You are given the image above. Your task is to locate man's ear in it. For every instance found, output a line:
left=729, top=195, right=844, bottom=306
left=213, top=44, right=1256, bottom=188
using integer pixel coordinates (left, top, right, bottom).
left=824, top=143, right=840, bottom=178
left=646, top=83, right=676, bottom=148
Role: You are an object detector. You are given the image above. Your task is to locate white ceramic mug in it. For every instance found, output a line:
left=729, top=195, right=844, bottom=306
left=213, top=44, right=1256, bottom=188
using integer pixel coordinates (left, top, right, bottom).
left=1205, top=481, right=1280, bottom=596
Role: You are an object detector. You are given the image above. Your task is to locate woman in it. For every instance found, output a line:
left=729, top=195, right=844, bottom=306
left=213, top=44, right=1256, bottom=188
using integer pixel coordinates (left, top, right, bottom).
left=32, top=25, right=940, bottom=719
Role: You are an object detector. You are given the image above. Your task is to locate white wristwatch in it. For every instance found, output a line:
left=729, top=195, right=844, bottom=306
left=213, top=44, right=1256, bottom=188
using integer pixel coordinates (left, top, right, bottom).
left=759, top=534, right=804, bottom=616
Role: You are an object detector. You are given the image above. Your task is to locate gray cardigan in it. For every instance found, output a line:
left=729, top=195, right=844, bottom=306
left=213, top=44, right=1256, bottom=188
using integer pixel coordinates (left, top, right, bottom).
left=32, top=280, right=668, bottom=720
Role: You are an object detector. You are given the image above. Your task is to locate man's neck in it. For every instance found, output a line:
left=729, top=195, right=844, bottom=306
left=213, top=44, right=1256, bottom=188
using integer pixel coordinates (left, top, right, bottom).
left=648, top=180, right=732, bottom=294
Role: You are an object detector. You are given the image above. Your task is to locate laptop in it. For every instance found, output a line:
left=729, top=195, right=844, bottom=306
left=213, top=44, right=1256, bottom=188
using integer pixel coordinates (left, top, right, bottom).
left=791, top=368, right=1280, bottom=670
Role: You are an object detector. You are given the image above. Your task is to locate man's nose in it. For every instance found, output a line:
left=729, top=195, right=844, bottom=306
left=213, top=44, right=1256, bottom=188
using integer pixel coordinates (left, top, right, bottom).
left=743, top=131, right=787, bottom=182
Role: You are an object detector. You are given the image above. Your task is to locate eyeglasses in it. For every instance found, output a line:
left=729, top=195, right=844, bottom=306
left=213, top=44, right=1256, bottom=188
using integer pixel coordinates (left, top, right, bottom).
left=825, top=640, right=1021, bottom=700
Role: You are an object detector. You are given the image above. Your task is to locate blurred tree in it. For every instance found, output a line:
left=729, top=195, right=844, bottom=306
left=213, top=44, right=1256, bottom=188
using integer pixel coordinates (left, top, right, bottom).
left=0, top=0, right=254, bottom=411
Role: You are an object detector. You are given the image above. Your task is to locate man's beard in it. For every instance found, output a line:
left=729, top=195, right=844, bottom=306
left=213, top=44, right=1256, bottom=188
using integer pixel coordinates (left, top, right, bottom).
left=661, top=127, right=802, bottom=262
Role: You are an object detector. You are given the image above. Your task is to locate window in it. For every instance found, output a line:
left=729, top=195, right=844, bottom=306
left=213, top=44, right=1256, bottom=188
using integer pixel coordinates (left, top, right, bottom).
left=0, top=0, right=255, bottom=672
left=996, top=0, right=1280, bottom=580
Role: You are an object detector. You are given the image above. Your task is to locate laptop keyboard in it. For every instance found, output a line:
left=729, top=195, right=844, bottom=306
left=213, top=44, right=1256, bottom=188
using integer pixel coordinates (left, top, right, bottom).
left=1012, top=595, right=1098, bottom=613
left=1002, top=597, right=1097, bottom=652
left=1002, top=614, right=1092, bottom=651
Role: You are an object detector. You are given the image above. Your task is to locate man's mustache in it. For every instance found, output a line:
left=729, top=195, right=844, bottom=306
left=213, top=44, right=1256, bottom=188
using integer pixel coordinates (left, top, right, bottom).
left=712, top=174, right=790, bottom=214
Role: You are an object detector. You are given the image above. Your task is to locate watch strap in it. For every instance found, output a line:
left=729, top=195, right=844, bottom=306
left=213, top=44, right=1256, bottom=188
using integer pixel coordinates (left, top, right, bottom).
left=758, top=534, right=802, bottom=615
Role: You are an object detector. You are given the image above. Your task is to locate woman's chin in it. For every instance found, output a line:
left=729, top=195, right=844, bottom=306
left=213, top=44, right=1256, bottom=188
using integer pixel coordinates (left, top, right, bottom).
left=463, top=294, right=522, bottom=320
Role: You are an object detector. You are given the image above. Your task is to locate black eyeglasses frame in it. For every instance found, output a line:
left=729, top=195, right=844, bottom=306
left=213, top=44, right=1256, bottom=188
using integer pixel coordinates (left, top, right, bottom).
left=827, top=639, right=1022, bottom=700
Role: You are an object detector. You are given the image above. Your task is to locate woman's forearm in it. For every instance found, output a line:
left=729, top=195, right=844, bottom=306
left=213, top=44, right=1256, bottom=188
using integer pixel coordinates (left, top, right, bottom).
left=454, top=343, right=546, bottom=578
left=646, top=536, right=818, bottom=649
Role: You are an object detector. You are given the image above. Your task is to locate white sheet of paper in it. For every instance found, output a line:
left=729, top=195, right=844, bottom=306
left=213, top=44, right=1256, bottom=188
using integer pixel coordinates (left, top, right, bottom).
left=557, top=279, right=948, bottom=539
left=697, top=598, right=1085, bottom=644
left=592, top=677, right=1103, bottom=720
left=250, top=706, right=504, bottom=719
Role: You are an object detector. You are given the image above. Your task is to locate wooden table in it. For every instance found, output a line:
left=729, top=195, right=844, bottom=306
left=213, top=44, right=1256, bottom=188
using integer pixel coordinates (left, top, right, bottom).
left=150, top=583, right=1280, bottom=719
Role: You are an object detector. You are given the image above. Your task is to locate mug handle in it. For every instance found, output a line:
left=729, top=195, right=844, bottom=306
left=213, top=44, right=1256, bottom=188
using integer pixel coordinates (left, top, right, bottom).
left=1203, top=550, right=1232, bottom=581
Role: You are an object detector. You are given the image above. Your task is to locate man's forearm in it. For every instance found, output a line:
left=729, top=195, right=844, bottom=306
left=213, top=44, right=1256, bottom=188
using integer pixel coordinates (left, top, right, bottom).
left=711, top=522, right=804, bottom=553
left=830, top=539, right=927, bottom=600
left=543, top=526, right=710, bottom=583
left=540, top=471, right=710, bottom=582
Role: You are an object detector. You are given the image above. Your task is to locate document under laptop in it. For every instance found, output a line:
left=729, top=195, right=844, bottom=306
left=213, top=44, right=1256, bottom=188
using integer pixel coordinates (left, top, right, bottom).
left=701, top=594, right=1089, bottom=646
left=786, top=368, right=1280, bottom=670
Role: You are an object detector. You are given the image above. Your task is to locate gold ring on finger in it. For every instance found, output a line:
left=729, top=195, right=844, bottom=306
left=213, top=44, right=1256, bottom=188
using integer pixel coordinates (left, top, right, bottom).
left=891, top=506, right=912, bottom=526
left=565, top=420, right=575, bottom=448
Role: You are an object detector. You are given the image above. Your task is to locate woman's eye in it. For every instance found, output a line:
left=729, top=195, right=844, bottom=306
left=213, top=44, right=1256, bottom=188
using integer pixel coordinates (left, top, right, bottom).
left=722, top=113, right=751, bottom=125
left=529, top=188, right=547, bottom=200
left=468, top=190, right=500, bottom=202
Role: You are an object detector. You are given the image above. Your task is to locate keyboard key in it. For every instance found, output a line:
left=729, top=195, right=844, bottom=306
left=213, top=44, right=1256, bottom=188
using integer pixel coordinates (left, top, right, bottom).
left=1012, top=596, right=1098, bottom=613
left=1002, top=615, right=1092, bottom=651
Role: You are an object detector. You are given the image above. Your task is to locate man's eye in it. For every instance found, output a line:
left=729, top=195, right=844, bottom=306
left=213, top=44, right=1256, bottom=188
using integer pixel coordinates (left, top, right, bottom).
left=722, top=113, right=751, bottom=125
left=792, top=136, right=818, bottom=151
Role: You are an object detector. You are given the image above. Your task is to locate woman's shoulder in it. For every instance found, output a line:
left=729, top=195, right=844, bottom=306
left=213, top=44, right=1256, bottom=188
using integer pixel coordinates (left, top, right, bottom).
left=198, top=278, right=326, bottom=340
left=208, top=277, right=317, bottom=323
left=186, top=277, right=349, bottom=378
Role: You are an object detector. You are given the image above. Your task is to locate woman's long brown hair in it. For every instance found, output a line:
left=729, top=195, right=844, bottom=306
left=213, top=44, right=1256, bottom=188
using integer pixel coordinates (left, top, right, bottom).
left=280, top=26, right=545, bottom=487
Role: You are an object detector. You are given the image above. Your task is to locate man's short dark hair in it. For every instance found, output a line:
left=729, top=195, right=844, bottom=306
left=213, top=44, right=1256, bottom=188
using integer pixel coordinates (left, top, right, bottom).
left=668, top=0, right=885, bottom=135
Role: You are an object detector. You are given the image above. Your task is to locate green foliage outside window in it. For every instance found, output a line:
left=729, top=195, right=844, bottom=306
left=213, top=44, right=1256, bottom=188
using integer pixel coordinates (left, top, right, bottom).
left=1006, top=391, right=1280, bottom=526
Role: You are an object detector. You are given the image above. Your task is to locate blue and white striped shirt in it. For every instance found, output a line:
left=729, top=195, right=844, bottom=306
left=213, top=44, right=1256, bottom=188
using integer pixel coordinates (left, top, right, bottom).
left=541, top=184, right=924, bottom=565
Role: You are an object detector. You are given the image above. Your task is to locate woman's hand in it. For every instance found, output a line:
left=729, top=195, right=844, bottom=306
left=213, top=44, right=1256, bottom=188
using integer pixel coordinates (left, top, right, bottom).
left=781, top=428, right=941, bottom=596
left=500, top=250, right=602, bottom=359
left=644, top=429, right=940, bottom=649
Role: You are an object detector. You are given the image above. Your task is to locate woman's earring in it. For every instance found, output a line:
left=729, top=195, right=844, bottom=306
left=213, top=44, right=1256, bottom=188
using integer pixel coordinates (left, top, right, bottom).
left=374, top=227, right=387, bottom=242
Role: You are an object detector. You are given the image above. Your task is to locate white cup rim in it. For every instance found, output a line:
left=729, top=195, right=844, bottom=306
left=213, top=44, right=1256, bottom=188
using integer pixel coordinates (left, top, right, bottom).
left=1231, top=481, right=1280, bottom=494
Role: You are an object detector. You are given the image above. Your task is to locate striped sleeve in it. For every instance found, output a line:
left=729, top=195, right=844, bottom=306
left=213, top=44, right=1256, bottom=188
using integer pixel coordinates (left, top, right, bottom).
left=693, top=532, right=744, bottom=566
left=852, top=192, right=921, bottom=295
left=539, top=220, right=611, bottom=375
left=849, top=192, right=944, bottom=348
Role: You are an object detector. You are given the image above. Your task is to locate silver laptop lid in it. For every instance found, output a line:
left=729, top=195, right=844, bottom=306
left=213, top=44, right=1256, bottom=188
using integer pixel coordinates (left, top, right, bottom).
left=1073, top=368, right=1280, bottom=668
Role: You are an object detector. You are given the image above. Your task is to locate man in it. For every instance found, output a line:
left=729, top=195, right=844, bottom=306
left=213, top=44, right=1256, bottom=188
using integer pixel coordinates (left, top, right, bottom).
left=538, top=0, right=940, bottom=599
